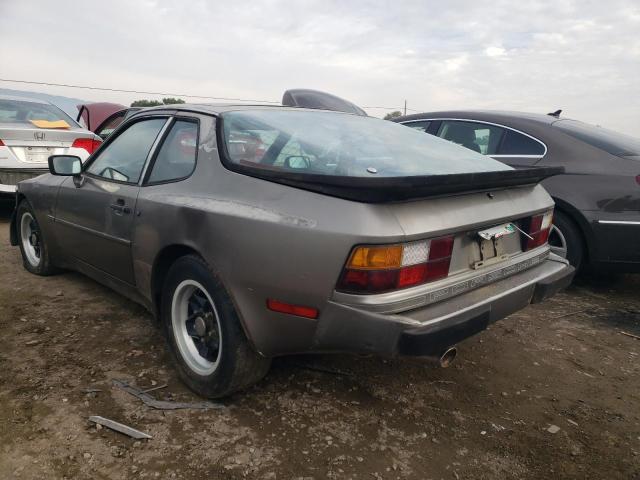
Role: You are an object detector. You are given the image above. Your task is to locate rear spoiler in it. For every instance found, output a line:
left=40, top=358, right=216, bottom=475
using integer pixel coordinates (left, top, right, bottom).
left=282, top=89, right=368, bottom=116
left=229, top=165, right=564, bottom=203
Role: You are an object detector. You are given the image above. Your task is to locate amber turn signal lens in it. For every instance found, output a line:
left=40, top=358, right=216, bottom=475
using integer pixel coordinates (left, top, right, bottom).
left=347, top=245, right=403, bottom=270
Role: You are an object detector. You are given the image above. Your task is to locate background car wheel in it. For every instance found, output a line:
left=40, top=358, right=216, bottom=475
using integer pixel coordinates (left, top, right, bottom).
left=16, top=200, right=57, bottom=275
left=549, top=210, right=584, bottom=270
left=161, top=254, right=271, bottom=398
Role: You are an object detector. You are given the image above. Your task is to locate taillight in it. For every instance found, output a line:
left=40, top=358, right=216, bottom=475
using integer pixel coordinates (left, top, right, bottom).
left=72, top=138, right=102, bottom=154
left=0, top=139, right=4, bottom=146
left=523, top=210, right=553, bottom=251
left=336, top=235, right=455, bottom=294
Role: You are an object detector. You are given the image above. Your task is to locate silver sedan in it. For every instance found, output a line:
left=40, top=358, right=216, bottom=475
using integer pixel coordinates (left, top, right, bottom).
left=0, top=94, right=101, bottom=194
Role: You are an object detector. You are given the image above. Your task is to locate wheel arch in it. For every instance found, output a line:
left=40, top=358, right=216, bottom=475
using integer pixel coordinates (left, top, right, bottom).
left=150, top=244, right=260, bottom=354
left=150, top=244, right=201, bottom=319
left=9, top=192, right=28, bottom=246
left=551, top=197, right=593, bottom=263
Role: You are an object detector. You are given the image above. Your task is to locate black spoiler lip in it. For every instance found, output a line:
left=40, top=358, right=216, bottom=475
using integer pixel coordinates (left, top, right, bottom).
left=229, top=165, right=565, bottom=203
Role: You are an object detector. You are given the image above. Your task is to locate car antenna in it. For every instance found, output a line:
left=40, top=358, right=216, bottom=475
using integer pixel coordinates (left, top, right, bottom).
left=547, top=109, right=562, bottom=118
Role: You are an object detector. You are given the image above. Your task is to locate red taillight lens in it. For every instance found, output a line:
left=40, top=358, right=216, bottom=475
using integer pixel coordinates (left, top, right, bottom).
left=266, top=299, right=319, bottom=319
left=337, top=235, right=455, bottom=294
left=72, top=138, right=102, bottom=154
left=0, top=139, right=4, bottom=146
left=523, top=210, right=553, bottom=251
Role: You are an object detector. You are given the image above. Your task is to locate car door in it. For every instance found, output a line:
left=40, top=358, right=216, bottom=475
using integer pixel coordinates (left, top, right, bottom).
left=54, top=116, right=170, bottom=284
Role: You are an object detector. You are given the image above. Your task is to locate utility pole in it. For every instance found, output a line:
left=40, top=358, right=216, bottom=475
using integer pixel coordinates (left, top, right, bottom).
left=404, top=100, right=407, bottom=116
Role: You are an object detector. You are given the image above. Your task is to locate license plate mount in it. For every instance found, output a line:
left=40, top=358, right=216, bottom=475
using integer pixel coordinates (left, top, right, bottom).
left=25, top=147, right=53, bottom=164
left=473, top=223, right=515, bottom=269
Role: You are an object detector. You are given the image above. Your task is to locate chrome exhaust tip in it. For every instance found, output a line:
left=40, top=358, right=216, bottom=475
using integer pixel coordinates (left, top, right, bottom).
left=439, top=347, right=457, bottom=368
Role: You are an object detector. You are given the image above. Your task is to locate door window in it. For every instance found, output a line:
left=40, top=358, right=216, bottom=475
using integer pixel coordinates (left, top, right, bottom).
left=437, top=120, right=505, bottom=155
left=499, top=130, right=545, bottom=156
left=87, top=118, right=166, bottom=183
left=147, top=120, right=198, bottom=183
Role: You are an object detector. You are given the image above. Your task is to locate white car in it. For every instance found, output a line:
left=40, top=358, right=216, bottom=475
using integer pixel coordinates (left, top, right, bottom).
left=0, top=95, right=102, bottom=194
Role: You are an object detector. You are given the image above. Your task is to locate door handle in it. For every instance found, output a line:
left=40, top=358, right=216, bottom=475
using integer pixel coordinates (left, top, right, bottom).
left=110, top=199, right=131, bottom=215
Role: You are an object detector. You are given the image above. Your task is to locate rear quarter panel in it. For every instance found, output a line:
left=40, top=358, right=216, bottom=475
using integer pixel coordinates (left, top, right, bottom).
left=132, top=118, right=405, bottom=355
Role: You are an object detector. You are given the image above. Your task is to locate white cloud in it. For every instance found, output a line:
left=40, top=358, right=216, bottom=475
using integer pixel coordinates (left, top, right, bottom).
left=485, top=46, right=506, bottom=57
left=0, top=0, right=638, bottom=135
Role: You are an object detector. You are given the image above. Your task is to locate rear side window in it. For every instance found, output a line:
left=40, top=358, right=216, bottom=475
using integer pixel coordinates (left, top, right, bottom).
left=147, top=120, right=198, bottom=183
left=554, top=119, right=640, bottom=156
left=403, top=121, right=431, bottom=132
left=499, top=130, right=545, bottom=156
left=437, top=121, right=505, bottom=155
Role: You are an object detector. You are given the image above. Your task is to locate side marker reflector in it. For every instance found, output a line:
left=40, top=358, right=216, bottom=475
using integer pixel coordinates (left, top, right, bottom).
left=267, top=299, right=319, bottom=319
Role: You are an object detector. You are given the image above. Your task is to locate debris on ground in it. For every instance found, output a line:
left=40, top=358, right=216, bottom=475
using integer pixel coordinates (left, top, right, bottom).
left=141, top=383, right=168, bottom=394
left=113, top=379, right=224, bottom=410
left=620, top=331, right=640, bottom=340
left=547, top=425, right=561, bottom=434
left=292, top=363, right=353, bottom=377
left=81, top=388, right=102, bottom=394
left=88, top=416, right=152, bottom=439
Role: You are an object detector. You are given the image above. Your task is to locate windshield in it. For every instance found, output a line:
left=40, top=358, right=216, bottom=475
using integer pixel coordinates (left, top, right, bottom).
left=221, top=109, right=511, bottom=177
left=0, top=98, right=79, bottom=127
left=554, top=119, right=640, bottom=157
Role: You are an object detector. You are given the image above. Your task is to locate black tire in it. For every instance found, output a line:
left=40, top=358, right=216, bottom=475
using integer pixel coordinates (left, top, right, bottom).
left=16, top=200, right=57, bottom=275
left=549, top=210, right=584, bottom=270
left=161, top=254, right=271, bottom=398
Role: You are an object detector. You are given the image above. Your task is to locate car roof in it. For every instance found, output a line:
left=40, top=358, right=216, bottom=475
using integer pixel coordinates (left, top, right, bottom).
left=395, top=110, right=563, bottom=127
left=0, top=93, right=52, bottom=105
left=138, top=103, right=356, bottom=116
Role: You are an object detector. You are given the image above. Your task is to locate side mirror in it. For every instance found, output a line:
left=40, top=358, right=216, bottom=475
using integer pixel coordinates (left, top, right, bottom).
left=284, top=155, right=311, bottom=170
left=48, top=155, right=82, bottom=176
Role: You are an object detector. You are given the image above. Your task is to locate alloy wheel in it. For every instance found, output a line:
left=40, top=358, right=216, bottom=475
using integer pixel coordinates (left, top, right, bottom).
left=171, top=279, right=222, bottom=376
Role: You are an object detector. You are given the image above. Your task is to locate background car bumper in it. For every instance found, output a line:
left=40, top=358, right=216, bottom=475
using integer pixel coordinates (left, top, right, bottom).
left=310, top=256, right=574, bottom=356
left=0, top=168, right=48, bottom=194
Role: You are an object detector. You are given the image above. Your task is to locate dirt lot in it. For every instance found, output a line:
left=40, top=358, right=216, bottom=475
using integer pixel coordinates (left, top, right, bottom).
left=0, top=200, right=639, bottom=480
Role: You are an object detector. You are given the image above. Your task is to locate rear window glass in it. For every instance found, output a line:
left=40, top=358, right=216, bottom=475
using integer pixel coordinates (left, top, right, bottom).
left=0, top=99, right=78, bottom=126
left=221, top=110, right=511, bottom=178
left=554, top=120, right=640, bottom=156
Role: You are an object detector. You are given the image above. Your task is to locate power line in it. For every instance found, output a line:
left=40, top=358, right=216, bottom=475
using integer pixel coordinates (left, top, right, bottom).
left=0, top=78, right=282, bottom=104
left=0, top=77, right=424, bottom=112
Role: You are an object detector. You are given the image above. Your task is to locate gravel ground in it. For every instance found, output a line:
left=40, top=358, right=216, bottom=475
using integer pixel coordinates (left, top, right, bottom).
left=1, top=199, right=639, bottom=479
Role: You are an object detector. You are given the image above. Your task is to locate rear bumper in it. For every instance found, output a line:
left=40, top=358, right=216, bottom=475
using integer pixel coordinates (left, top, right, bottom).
left=311, top=255, right=574, bottom=356
left=0, top=168, right=48, bottom=194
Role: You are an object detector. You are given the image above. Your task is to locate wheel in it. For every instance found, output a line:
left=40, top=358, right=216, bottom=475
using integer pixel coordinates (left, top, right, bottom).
left=548, top=210, right=584, bottom=270
left=16, top=200, right=57, bottom=275
left=161, top=254, right=271, bottom=398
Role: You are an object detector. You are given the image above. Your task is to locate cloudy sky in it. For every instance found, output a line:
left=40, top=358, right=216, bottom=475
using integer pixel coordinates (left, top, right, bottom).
left=1, top=0, right=639, bottom=135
